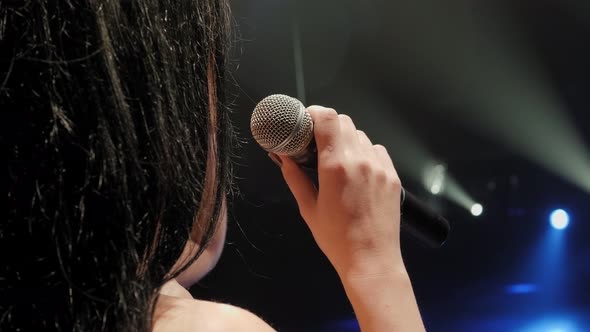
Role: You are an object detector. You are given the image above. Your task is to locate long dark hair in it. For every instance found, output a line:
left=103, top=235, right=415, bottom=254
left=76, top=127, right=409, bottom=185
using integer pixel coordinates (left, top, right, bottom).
left=1, top=0, right=233, bottom=330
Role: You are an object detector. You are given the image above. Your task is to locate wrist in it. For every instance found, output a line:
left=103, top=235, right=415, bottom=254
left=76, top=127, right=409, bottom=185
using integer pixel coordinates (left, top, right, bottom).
left=339, top=264, right=409, bottom=285
left=337, top=263, right=425, bottom=332
left=334, top=253, right=408, bottom=284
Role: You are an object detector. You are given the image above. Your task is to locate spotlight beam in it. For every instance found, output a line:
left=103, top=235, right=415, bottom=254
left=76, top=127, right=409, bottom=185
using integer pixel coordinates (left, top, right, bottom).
left=377, top=0, right=590, bottom=193
left=443, top=177, right=476, bottom=212
left=322, top=83, right=481, bottom=217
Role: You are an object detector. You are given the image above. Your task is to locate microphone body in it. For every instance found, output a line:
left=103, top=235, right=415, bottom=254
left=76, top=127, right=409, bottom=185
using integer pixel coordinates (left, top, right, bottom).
left=251, top=94, right=450, bottom=247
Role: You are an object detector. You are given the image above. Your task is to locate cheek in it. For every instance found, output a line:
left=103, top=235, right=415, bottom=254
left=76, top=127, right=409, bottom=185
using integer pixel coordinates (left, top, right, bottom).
left=207, top=198, right=228, bottom=262
left=207, top=211, right=227, bottom=254
left=174, top=210, right=228, bottom=288
left=207, top=211, right=228, bottom=262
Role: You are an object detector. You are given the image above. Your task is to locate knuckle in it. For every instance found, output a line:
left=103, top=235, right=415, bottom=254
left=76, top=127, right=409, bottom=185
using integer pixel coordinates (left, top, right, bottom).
left=338, top=113, right=352, bottom=123
left=355, top=159, right=372, bottom=173
left=373, top=144, right=387, bottom=153
left=311, top=107, right=338, bottom=121
left=375, top=168, right=388, bottom=182
left=321, top=160, right=348, bottom=176
left=390, top=176, right=402, bottom=190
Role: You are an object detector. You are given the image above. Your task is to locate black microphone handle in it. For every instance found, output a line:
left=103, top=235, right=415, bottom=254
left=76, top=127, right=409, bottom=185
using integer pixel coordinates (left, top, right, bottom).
left=400, top=189, right=450, bottom=247
left=288, top=138, right=450, bottom=248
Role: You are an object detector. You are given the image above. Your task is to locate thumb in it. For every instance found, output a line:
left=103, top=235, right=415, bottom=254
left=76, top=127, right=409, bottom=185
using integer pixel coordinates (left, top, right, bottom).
left=270, top=153, right=317, bottom=218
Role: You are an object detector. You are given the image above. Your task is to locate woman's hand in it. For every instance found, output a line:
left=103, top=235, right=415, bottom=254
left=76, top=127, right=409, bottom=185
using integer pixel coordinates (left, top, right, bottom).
left=272, top=106, right=426, bottom=332
left=273, top=106, right=404, bottom=277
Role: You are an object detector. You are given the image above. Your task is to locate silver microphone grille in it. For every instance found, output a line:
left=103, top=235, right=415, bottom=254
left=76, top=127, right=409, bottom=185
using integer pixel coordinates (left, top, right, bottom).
left=250, top=94, right=314, bottom=156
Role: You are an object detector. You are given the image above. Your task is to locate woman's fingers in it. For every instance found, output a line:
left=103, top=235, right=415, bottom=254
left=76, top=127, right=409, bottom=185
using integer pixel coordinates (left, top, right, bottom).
left=337, top=114, right=359, bottom=146
left=373, top=144, right=399, bottom=179
left=357, top=130, right=372, bottom=149
left=306, top=106, right=341, bottom=157
left=272, top=153, right=318, bottom=220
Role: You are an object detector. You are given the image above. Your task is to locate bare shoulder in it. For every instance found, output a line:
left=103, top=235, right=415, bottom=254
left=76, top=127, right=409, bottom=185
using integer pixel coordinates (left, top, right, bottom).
left=153, top=294, right=276, bottom=332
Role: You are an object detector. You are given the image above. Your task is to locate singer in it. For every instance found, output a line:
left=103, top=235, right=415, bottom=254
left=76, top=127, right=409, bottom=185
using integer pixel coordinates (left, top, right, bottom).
left=1, top=1, right=425, bottom=331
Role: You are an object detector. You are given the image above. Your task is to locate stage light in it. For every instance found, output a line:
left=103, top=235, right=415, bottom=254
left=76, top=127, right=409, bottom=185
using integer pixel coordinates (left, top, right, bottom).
left=424, top=164, right=446, bottom=195
left=375, top=0, right=590, bottom=194
left=471, top=203, right=483, bottom=216
left=430, top=183, right=442, bottom=195
left=518, top=316, right=580, bottom=332
left=550, top=209, right=570, bottom=230
left=506, top=283, right=537, bottom=295
left=423, top=164, right=482, bottom=216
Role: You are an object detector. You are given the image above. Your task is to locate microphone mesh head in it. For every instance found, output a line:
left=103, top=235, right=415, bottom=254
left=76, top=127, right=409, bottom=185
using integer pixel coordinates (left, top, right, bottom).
left=251, top=94, right=313, bottom=156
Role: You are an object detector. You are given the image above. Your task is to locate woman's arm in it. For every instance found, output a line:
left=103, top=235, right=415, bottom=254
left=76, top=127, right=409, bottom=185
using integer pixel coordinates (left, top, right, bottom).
left=275, top=106, right=426, bottom=332
left=339, top=265, right=425, bottom=332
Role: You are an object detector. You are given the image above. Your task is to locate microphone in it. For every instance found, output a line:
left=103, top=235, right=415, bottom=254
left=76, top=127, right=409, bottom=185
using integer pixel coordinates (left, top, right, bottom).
left=250, top=94, right=450, bottom=248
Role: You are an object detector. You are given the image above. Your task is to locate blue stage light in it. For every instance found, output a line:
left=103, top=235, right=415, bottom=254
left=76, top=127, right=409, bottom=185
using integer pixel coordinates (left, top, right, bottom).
left=550, top=209, right=570, bottom=230
left=506, top=283, right=537, bottom=295
left=517, top=316, right=579, bottom=332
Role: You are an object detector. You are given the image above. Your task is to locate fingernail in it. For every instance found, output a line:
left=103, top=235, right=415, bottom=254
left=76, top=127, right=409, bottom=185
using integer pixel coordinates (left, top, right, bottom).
left=268, top=152, right=283, bottom=167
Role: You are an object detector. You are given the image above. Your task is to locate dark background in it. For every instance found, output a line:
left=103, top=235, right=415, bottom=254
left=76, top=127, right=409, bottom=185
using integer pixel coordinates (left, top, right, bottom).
left=192, top=0, right=590, bottom=331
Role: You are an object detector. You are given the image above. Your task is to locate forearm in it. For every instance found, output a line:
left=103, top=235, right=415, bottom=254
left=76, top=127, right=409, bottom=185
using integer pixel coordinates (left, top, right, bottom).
left=273, top=105, right=427, bottom=331
left=338, top=264, right=426, bottom=332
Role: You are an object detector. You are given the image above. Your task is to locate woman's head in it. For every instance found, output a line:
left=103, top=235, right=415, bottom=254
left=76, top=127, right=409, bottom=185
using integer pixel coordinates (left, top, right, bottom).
left=1, top=0, right=233, bottom=330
